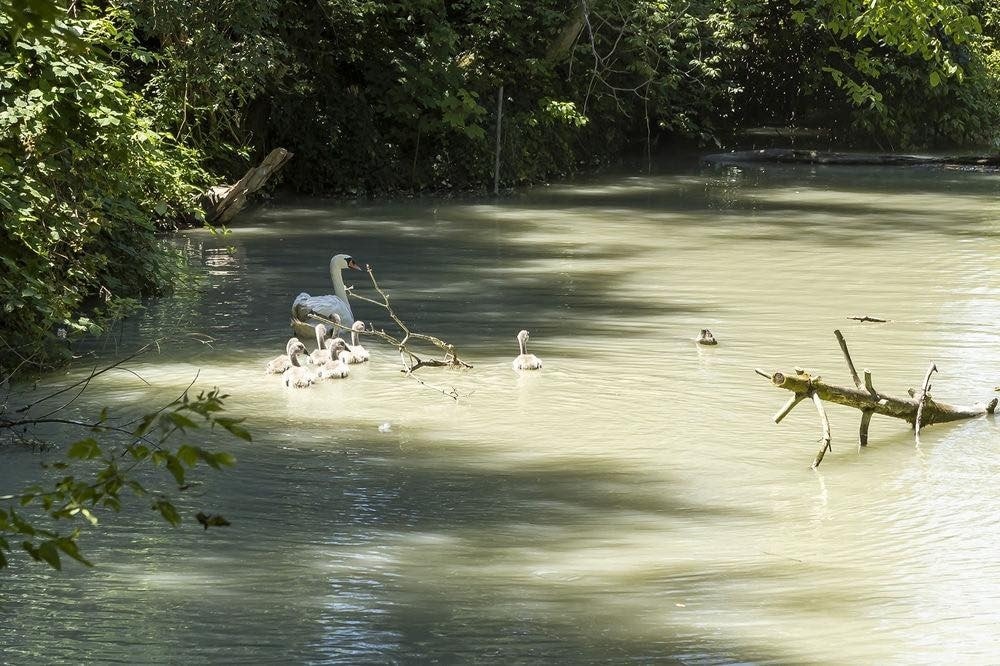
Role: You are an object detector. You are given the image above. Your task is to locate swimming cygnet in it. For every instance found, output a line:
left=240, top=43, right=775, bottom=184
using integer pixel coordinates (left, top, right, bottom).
left=266, top=338, right=308, bottom=374
left=283, top=343, right=316, bottom=388
left=511, top=329, right=543, bottom=371
left=316, top=338, right=351, bottom=379
left=345, top=320, right=370, bottom=364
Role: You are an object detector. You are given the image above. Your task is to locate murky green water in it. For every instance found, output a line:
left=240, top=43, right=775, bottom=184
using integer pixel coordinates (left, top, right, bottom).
left=3, top=163, right=1000, bottom=663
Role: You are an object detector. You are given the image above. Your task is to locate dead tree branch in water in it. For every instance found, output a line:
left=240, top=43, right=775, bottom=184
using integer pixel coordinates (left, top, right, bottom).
left=756, top=330, right=997, bottom=468
left=299, top=265, right=472, bottom=400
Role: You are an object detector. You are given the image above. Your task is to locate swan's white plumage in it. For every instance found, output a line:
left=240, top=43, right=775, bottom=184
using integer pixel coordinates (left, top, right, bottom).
left=310, top=321, right=341, bottom=364
left=282, top=342, right=315, bottom=387
left=266, top=338, right=307, bottom=374
left=316, top=339, right=351, bottom=379
left=512, top=329, right=542, bottom=371
left=345, top=320, right=370, bottom=364
left=291, top=254, right=362, bottom=338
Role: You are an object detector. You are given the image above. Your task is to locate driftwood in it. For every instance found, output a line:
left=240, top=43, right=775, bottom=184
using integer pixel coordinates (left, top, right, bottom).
left=847, top=315, right=889, bottom=323
left=703, top=148, right=1000, bottom=170
left=203, top=148, right=293, bottom=224
left=756, top=330, right=997, bottom=468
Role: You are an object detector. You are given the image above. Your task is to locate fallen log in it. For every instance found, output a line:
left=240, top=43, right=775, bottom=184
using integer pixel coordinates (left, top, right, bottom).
left=203, top=147, right=293, bottom=224
left=703, top=148, right=1000, bottom=170
left=756, top=330, right=997, bottom=468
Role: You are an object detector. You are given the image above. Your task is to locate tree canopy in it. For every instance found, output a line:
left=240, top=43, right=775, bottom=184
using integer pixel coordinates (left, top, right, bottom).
left=1, top=0, right=998, bottom=369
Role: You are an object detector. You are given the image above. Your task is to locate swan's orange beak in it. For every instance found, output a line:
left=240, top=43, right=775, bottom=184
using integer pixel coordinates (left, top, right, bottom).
left=347, top=258, right=363, bottom=271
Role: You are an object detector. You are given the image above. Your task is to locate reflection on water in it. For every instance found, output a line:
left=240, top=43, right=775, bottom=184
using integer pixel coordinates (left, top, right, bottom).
left=3, top=164, right=1000, bottom=663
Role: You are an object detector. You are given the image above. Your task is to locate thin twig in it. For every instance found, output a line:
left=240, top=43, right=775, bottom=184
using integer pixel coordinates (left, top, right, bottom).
left=834, top=329, right=862, bottom=389
left=914, top=362, right=938, bottom=439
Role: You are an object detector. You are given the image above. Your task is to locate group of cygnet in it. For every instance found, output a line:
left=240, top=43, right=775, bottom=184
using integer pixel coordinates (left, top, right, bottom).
left=270, top=252, right=546, bottom=384
left=265, top=319, right=370, bottom=388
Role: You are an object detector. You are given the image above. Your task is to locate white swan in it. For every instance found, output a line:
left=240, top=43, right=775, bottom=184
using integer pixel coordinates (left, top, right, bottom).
left=345, top=320, right=370, bottom=364
left=266, top=338, right=308, bottom=374
left=283, top=345, right=316, bottom=388
left=512, top=329, right=542, bottom=370
left=316, top=339, right=351, bottom=379
left=291, top=253, right=363, bottom=339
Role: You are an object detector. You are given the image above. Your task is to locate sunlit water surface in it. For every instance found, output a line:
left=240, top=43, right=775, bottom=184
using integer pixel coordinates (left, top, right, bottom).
left=3, top=164, right=1000, bottom=664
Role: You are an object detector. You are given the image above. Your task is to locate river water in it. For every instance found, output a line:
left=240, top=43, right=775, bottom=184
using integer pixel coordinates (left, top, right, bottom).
left=3, top=163, right=1000, bottom=664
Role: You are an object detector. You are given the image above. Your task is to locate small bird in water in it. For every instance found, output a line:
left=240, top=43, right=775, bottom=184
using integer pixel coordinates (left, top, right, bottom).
left=512, top=329, right=543, bottom=370
left=316, top=338, right=351, bottom=379
left=344, top=320, right=370, bottom=364
left=266, top=338, right=308, bottom=374
left=283, top=345, right=316, bottom=388
left=696, top=329, right=718, bottom=345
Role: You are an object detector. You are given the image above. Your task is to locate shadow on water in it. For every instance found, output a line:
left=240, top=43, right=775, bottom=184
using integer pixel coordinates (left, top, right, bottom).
left=0, top=357, right=814, bottom=664
left=0, top=419, right=811, bottom=663
left=131, top=164, right=998, bottom=352
left=180, top=163, right=1000, bottom=352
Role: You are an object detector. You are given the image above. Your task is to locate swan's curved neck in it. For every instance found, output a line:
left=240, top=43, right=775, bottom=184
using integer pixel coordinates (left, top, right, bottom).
left=518, top=338, right=527, bottom=355
left=329, top=261, right=348, bottom=303
left=351, top=330, right=359, bottom=347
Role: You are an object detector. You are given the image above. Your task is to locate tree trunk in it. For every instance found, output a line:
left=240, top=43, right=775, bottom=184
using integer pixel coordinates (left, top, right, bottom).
left=203, top=147, right=293, bottom=224
left=703, top=148, right=1000, bottom=169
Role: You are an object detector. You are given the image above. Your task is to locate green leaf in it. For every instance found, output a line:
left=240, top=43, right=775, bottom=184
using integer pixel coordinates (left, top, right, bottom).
left=56, top=537, right=92, bottom=567
left=929, top=70, right=941, bottom=87
left=165, top=455, right=185, bottom=485
left=153, top=499, right=181, bottom=527
left=167, top=412, right=198, bottom=431
left=37, top=541, right=62, bottom=569
left=67, top=438, right=101, bottom=459
left=210, top=452, right=237, bottom=467
left=176, top=444, right=198, bottom=467
left=216, top=417, right=251, bottom=442
left=134, top=414, right=157, bottom=437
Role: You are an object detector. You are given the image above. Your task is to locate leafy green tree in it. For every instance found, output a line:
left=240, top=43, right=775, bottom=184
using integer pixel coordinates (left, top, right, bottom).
left=0, top=4, right=209, bottom=369
left=788, top=0, right=1000, bottom=146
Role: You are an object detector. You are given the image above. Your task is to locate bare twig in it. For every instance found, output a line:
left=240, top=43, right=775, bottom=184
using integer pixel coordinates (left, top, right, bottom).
left=773, top=393, right=806, bottom=423
left=15, top=344, right=154, bottom=415
left=834, top=329, right=862, bottom=389
left=914, top=362, right=938, bottom=439
left=300, top=265, right=472, bottom=400
left=811, top=392, right=832, bottom=469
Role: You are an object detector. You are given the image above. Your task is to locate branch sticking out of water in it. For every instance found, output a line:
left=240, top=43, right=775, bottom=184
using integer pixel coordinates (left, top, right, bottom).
left=304, top=265, right=472, bottom=400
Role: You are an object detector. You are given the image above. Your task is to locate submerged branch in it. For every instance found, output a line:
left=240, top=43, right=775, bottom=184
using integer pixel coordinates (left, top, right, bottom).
left=300, top=265, right=472, bottom=400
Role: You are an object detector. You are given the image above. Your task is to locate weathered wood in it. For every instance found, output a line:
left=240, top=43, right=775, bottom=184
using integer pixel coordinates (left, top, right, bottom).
left=773, top=393, right=807, bottom=423
left=544, top=1, right=586, bottom=62
left=859, top=410, right=873, bottom=448
left=758, top=331, right=998, bottom=467
left=204, top=147, right=293, bottom=224
left=811, top=392, right=832, bottom=469
left=834, top=329, right=861, bottom=389
left=914, top=362, right=938, bottom=438
left=493, top=85, right=503, bottom=196
left=848, top=315, right=889, bottom=323
left=763, top=369, right=994, bottom=427
left=703, top=148, right=1000, bottom=170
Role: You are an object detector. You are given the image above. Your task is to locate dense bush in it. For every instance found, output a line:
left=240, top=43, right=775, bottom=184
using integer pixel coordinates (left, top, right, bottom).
left=0, top=7, right=208, bottom=369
